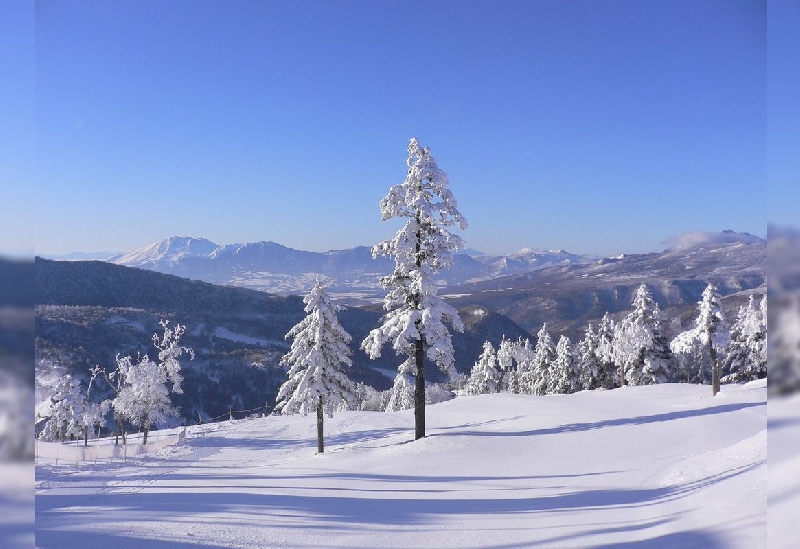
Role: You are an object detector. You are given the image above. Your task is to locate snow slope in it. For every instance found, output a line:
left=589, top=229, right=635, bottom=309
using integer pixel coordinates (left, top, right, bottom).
left=35, top=381, right=766, bottom=549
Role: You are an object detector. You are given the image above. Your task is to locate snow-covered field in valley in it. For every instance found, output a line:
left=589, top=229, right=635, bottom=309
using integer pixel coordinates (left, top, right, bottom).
left=35, top=381, right=767, bottom=549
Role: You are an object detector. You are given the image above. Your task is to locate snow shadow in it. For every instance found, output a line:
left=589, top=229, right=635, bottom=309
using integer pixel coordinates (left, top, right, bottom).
left=438, top=401, right=764, bottom=438
left=36, top=462, right=758, bottom=528
left=35, top=529, right=231, bottom=549
left=586, top=529, right=728, bottom=549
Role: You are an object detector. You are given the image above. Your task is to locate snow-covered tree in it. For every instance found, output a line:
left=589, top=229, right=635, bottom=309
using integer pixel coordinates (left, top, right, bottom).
left=467, top=341, right=499, bottom=395
left=113, top=355, right=177, bottom=444
left=362, top=138, right=467, bottom=440
left=615, top=285, right=671, bottom=386
left=38, top=374, right=85, bottom=442
left=596, top=313, right=619, bottom=388
left=496, top=336, right=517, bottom=392
left=386, top=368, right=416, bottom=412
left=722, top=295, right=767, bottom=383
left=672, top=336, right=711, bottom=384
left=512, top=338, right=533, bottom=394
left=577, top=324, right=602, bottom=390
left=551, top=336, right=579, bottom=394
left=522, top=325, right=555, bottom=395
left=102, top=320, right=193, bottom=445
left=276, top=281, right=355, bottom=453
left=670, top=283, right=729, bottom=395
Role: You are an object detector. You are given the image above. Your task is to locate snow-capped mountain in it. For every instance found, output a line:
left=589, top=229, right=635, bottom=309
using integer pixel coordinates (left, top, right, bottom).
left=107, top=237, right=596, bottom=302
left=472, top=248, right=588, bottom=277
left=111, top=236, right=219, bottom=266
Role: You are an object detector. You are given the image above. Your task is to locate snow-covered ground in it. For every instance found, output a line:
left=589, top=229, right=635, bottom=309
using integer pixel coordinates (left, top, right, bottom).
left=767, top=393, right=800, bottom=549
left=35, top=381, right=767, bottom=549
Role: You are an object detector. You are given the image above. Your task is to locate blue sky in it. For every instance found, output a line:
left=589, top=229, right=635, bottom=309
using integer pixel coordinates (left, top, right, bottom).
left=29, top=1, right=771, bottom=256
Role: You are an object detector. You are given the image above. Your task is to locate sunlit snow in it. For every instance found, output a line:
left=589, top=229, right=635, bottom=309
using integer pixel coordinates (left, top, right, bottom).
left=36, top=381, right=767, bottom=548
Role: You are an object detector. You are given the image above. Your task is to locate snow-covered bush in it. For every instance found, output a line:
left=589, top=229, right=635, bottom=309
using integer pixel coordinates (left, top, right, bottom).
left=426, top=383, right=455, bottom=405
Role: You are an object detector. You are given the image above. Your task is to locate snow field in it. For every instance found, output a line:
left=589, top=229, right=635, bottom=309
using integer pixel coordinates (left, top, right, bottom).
left=35, top=381, right=766, bottom=549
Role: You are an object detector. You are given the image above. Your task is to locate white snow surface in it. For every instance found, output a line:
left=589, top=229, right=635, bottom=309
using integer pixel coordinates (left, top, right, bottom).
left=35, top=381, right=767, bottom=549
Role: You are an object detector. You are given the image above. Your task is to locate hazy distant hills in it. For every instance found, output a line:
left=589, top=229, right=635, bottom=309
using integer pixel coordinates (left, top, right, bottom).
left=106, top=236, right=595, bottom=303
left=35, top=229, right=765, bottom=420
left=443, top=230, right=766, bottom=337
left=34, top=258, right=532, bottom=420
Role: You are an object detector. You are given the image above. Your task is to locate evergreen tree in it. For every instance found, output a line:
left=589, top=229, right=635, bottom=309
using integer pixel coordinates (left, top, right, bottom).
left=670, top=283, right=729, bottom=395
left=386, top=366, right=416, bottom=412
left=551, top=335, right=579, bottom=394
left=522, top=324, right=555, bottom=395
left=723, top=295, right=767, bottom=383
left=615, top=284, right=671, bottom=386
left=496, top=336, right=516, bottom=392
left=467, top=341, right=499, bottom=395
left=577, top=324, right=601, bottom=390
left=596, top=313, right=619, bottom=388
left=362, top=138, right=467, bottom=440
left=276, top=281, right=355, bottom=453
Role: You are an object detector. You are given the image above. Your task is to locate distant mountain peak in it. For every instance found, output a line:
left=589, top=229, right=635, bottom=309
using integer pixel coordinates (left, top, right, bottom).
left=114, top=236, right=220, bottom=266
left=662, top=230, right=765, bottom=252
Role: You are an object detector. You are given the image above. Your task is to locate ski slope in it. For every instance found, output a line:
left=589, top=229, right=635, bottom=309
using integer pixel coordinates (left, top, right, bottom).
left=35, top=381, right=767, bottom=548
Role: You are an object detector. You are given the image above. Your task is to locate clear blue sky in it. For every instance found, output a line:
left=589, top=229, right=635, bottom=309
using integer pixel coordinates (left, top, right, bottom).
left=30, top=0, right=770, bottom=257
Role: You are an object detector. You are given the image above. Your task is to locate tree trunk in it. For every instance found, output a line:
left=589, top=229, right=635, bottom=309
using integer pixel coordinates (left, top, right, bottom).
left=143, top=424, right=149, bottom=445
left=414, top=336, right=426, bottom=440
left=710, top=345, right=720, bottom=396
left=115, top=418, right=124, bottom=446
left=413, top=215, right=426, bottom=440
left=316, top=397, right=324, bottom=453
left=84, top=427, right=88, bottom=447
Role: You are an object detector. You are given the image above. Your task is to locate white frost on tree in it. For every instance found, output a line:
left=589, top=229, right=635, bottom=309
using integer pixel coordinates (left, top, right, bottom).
left=723, top=295, right=767, bottom=383
left=467, top=341, right=499, bottom=395
left=104, top=320, right=193, bottom=445
left=276, top=281, right=355, bottom=453
left=361, top=138, right=467, bottom=440
left=521, top=324, right=555, bottom=395
left=37, top=374, right=85, bottom=442
left=386, top=367, right=416, bottom=412
left=615, top=285, right=671, bottom=386
left=113, top=355, right=178, bottom=444
left=551, top=335, right=579, bottom=394
left=596, top=313, right=620, bottom=387
left=578, top=324, right=612, bottom=391
left=670, top=283, right=729, bottom=395
left=496, top=336, right=517, bottom=392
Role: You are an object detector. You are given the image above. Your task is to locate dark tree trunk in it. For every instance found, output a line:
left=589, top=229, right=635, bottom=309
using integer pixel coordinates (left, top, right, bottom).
left=143, top=424, right=149, bottom=445
left=115, top=418, right=125, bottom=446
left=710, top=344, right=720, bottom=396
left=316, top=397, right=324, bottom=453
left=413, top=215, right=426, bottom=441
left=414, top=336, right=425, bottom=440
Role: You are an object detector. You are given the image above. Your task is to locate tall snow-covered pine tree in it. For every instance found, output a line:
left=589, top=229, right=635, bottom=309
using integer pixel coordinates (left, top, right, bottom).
left=362, top=138, right=467, bottom=440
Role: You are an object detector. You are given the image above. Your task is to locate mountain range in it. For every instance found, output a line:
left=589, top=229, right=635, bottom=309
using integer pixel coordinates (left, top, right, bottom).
left=105, top=237, right=594, bottom=303
left=35, top=229, right=766, bottom=423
